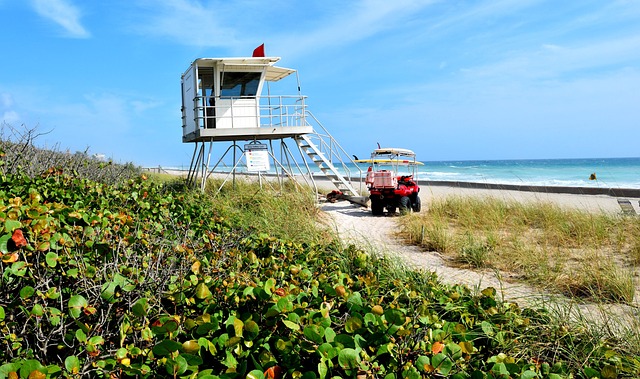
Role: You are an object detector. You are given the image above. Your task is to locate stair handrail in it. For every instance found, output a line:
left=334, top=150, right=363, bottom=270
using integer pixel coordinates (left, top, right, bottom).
left=304, top=110, right=363, bottom=193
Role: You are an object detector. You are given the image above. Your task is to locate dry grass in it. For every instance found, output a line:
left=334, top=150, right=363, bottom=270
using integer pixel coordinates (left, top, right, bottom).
left=398, top=196, right=640, bottom=303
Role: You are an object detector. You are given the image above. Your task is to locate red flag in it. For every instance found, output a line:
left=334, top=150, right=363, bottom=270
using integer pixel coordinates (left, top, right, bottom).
left=252, top=43, right=265, bottom=57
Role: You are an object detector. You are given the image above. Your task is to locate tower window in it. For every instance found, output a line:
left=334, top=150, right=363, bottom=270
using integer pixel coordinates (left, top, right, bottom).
left=220, top=72, right=261, bottom=97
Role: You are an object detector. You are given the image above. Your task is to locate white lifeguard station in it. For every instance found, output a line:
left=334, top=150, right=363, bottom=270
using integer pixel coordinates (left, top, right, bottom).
left=180, top=49, right=363, bottom=200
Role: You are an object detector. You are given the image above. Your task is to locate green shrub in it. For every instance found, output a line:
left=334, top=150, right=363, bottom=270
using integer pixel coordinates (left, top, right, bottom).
left=0, top=148, right=637, bottom=377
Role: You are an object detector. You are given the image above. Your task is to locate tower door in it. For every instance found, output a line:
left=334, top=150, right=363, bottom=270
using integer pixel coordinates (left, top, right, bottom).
left=216, top=71, right=262, bottom=129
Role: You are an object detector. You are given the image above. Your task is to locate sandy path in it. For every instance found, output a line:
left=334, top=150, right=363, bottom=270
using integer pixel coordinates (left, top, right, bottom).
left=321, top=189, right=640, bottom=332
left=321, top=200, right=543, bottom=304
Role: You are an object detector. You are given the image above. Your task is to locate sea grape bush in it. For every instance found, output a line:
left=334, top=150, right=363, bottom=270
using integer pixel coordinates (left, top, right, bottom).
left=0, top=169, right=638, bottom=377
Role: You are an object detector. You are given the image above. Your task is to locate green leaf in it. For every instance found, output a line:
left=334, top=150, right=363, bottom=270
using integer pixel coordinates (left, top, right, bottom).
left=347, top=291, right=362, bottom=306
left=132, top=298, right=149, bottom=317
left=196, top=321, right=219, bottom=335
left=318, top=361, right=328, bottom=379
left=0, top=306, right=4, bottom=321
left=337, top=348, right=360, bottom=370
left=19, top=359, right=46, bottom=379
left=10, top=261, right=27, bottom=276
left=445, top=342, right=463, bottom=360
left=4, top=219, right=21, bottom=233
left=68, top=295, right=88, bottom=319
left=581, top=368, right=600, bottom=379
left=195, top=283, right=211, bottom=299
left=19, top=285, right=35, bottom=299
left=324, top=327, right=336, bottom=343
left=282, top=319, right=300, bottom=331
left=416, top=356, right=431, bottom=372
left=432, top=353, right=453, bottom=375
left=30, top=304, right=44, bottom=317
left=318, top=343, right=338, bottom=360
left=152, top=318, right=179, bottom=335
left=490, top=362, right=509, bottom=376
left=153, top=339, right=183, bottom=356
left=45, top=252, right=58, bottom=267
left=48, top=307, right=61, bottom=326
left=244, top=320, right=259, bottom=340
left=65, top=356, right=81, bottom=375
left=481, top=321, right=494, bottom=336
left=88, top=336, right=104, bottom=346
left=233, top=317, right=244, bottom=337
left=101, top=282, right=117, bottom=303
left=481, top=287, right=496, bottom=298
left=181, top=353, right=203, bottom=366
left=383, top=309, right=405, bottom=326
left=247, top=370, right=265, bottom=379
left=0, top=363, right=21, bottom=376
left=403, top=367, right=421, bottom=379
left=345, top=316, right=363, bottom=333
left=75, top=329, right=87, bottom=343
left=519, top=370, right=537, bottom=379
left=276, top=296, right=294, bottom=313
left=0, top=234, right=10, bottom=254
left=264, top=278, right=276, bottom=295
left=165, top=355, right=188, bottom=376
left=303, top=325, right=324, bottom=344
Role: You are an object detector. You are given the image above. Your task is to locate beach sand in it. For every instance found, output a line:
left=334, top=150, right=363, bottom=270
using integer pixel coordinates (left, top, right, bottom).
left=319, top=182, right=640, bottom=331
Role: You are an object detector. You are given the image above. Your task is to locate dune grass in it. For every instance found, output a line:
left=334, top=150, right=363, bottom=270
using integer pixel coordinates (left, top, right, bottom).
left=204, top=177, right=328, bottom=244
left=398, top=196, right=640, bottom=304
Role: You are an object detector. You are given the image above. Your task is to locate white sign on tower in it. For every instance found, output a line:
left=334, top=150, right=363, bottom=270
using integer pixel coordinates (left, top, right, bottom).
left=245, top=143, right=270, bottom=172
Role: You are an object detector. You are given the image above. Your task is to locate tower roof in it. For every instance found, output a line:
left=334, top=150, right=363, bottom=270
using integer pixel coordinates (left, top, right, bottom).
left=190, top=57, right=295, bottom=81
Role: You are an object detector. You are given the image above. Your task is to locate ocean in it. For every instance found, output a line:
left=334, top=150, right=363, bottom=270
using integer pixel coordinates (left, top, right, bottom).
left=182, top=156, right=640, bottom=190
left=348, top=157, right=640, bottom=189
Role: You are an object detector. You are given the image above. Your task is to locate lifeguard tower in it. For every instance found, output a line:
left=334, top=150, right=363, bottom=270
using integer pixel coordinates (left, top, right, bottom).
left=180, top=50, right=363, bottom=200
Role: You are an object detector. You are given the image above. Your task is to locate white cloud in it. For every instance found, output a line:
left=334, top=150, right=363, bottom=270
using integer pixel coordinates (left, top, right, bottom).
left=129, top=0, right=438, bottom=53
left=2, top=111, right=20, bottom=124
left=457, top=33, right=640, bottom=85
left=131, top=0, right=239, bottom=47
left=31, top=0, right=90, bottom=38
left=275, top=0, right=437, bottom=57
left=131, top=100, right=162, bottom=114
left=1, top=93, right=13, bottom=108
left=0, top=93, right=19, bottom=124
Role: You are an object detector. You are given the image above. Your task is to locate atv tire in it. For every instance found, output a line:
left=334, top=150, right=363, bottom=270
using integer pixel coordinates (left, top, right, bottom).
left=399, top=196, right=412, bottom=215
left=412, top=195, right=421, bottom=212
left=371, top=196, right=384, bottom=216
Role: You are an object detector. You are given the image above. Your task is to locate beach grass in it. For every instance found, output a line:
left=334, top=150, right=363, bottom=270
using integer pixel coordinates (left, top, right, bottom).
left=398, top=196, right=640, bottom=304
left=204, top=177, right=328, bottom=244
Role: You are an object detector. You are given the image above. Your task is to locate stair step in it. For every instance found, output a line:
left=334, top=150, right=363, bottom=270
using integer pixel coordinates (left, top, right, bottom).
left=297, top=133, right=359, bottom=197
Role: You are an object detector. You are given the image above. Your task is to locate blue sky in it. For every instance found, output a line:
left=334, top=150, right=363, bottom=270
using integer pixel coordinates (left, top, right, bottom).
left=1, top=0, right=639, bottom=167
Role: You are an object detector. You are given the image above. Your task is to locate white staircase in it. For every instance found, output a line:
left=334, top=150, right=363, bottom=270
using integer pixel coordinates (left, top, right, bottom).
left=295, top=132, right=361, bottom=197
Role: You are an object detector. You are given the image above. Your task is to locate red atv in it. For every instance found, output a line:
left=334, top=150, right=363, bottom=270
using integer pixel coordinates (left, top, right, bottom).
left=357, top=148, right=422, bottom=216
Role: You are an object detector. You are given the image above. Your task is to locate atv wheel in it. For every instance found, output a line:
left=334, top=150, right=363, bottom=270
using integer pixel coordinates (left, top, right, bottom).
left=412, top=195, right=421, bottom=212
left=371, top=196, right=384, bottom=216
left=399, top=196, right=411, bottom=215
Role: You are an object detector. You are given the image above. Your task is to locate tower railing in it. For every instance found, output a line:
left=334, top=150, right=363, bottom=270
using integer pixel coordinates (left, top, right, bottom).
left=302, top=110, right=364, bottom=193
left=193, top=95, right=308, bottom=129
